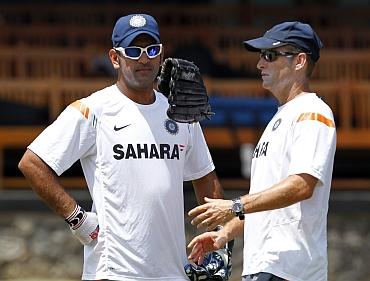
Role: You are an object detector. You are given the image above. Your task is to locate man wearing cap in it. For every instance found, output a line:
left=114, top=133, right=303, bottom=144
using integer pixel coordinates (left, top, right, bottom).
left=18, top=13, right=224, bottom=280
left=187, top=21, right=336, bottom=281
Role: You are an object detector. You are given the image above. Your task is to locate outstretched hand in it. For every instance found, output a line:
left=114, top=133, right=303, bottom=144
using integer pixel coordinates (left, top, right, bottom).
left=187, top=230, right=228, bottom=265
left=188, top=197, right=234, bottom=230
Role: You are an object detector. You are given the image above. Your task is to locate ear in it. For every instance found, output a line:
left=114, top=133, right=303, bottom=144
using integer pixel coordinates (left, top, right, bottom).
left=109, top=49, right=120, bottom=69
left=159, top=45, right=165, bottom=65
left=295, top=53, right=307, bottom=71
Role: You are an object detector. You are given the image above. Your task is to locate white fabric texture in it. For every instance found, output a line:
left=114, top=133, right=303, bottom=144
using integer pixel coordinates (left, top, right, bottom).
left=242, top=93, right=336, bottom=281
left=29, top=85, right=215, bottom=281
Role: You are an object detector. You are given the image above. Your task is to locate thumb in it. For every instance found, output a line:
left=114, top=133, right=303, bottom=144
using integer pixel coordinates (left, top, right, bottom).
left=204, top=197, right=216, bottom=203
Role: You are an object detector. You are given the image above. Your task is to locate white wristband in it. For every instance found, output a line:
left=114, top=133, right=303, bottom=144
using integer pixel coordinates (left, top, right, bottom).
left=65, top=205, right=99, bottom=245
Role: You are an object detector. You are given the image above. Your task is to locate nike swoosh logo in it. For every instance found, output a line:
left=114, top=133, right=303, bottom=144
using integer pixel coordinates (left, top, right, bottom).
left=114, top=124, right=131, bottom=131
left=272, top=41, right=281, bottom=46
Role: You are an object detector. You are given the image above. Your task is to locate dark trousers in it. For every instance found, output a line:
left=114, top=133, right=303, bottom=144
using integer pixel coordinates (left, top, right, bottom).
left=242, top=272, right=286, bottom=281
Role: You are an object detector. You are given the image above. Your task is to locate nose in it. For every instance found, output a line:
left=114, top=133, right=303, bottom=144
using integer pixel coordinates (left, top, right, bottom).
left=138, top=51, right=150, bottom=64
left=257, top=57, right=265, bottom=70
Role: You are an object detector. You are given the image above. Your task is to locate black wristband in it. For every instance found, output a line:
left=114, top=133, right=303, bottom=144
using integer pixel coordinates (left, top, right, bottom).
left=65, top=205, right=87, bottom=230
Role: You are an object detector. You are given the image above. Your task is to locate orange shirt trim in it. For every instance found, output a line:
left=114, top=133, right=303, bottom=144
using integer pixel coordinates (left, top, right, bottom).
left=70, top=100, right=90, bottom=119
left=297, top=112, right=335, bottom=128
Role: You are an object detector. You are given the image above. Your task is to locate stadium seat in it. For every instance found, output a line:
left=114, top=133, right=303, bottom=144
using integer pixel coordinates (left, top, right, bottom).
left=205, top=96, right=278, bottom=127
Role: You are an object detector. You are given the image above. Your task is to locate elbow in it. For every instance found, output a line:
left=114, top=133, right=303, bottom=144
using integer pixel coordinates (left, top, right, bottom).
left=18, top=156, right=27, bottom=174
left=299, top=181, right=315, bottom=201
left=297, top=173, right=317, bottom=201
left=18, top=155, right=31, bottom=176
left=301, top=187, right=314, bottom=200
left=18, top=150, right=36, bottom=176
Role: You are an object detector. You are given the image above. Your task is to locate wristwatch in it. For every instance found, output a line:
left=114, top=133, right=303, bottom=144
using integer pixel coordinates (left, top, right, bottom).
left=231, top=197, right=245, bottom=220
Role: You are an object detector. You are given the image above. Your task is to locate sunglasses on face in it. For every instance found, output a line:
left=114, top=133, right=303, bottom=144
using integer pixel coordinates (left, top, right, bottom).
left=259, top=49, right=301, bottom=62
left=114, top=44, right=162, bottom=60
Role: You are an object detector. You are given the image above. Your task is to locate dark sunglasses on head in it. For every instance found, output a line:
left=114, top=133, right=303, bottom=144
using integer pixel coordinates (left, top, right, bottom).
left=114, top=44, right=162, bottom=60
left=260, top=49, right=302, bottom=62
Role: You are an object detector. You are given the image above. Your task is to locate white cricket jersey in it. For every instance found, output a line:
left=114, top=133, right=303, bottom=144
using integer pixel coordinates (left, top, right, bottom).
left=242, top=93, right=336, bottom=281
left=28, top=85, right=215, bottom=281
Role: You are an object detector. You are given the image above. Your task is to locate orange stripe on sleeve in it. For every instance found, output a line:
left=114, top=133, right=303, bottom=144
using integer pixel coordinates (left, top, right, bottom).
left=70, top=100, right=90, bottom=119
left=297, top=112, right=335, bottom=128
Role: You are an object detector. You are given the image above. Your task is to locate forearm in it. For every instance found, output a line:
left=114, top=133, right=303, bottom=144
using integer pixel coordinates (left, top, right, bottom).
left=221, top=217, right=244, bottom=241
left=18, top=149, right=77, bottom=218
left=30, top=174, right=77, bottom=218
left=241, top=173, right=317, bottom=214
left=192, top=170, right=224, bottom=204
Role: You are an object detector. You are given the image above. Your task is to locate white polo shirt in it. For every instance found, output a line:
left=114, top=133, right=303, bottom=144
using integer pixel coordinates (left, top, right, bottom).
left=29, top=85, right=215, bottom=281
left=242, top=93, right=336, bottom=281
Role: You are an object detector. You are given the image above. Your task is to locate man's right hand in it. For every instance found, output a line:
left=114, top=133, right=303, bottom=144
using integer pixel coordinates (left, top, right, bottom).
left=70, top=212, right=99, bottom=245
left=188, top=197, right=234, bottom=230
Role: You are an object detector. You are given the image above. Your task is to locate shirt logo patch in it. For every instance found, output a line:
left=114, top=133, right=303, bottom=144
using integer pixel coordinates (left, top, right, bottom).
left=113, top=143, right=180, bottom=160
left=272, top=118, right=281, bottom=131
left=129, top=15, right=146, bottom=27
left=164, top=119, right=179, bottom=135
left=114, top=124, right=131, bottom=131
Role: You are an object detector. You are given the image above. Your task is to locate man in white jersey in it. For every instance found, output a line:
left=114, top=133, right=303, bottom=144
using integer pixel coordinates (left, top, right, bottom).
left=18, top=13, right=224, bottom=281
left=186, top=21, right=336, bottom=281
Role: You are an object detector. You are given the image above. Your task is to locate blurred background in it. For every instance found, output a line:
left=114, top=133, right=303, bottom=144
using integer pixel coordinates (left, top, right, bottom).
left=0, top=0, right=370, bottom=280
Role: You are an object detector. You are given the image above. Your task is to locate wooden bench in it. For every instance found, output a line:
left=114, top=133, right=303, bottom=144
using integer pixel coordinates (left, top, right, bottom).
left=212, top=49, right=370, bottom=81
left=0, top=47, right=104, bottom=79
left=1, top=79, right=370, bottom=130
left=0, top=3, right=369, bottom=77
left=1, top=46, right=370, bottom=80
left=2, top=24, right=369, bottom=50
left=1, top=3, right=369, bottom=29
left=1, top=126, right=370, bottom=190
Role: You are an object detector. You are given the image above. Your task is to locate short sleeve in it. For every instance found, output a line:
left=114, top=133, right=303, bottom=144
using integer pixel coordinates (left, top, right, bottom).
left=288, top=112, right=336, bottom=184
left=28, top=100, right=97, bottom=176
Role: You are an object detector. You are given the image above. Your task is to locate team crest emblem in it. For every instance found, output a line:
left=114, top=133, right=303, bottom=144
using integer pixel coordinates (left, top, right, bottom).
left=129, top=15, right=146, bottom=27
left=164, top=119, right=179, bottom=135
left=272, top=118, right=281, bottom=131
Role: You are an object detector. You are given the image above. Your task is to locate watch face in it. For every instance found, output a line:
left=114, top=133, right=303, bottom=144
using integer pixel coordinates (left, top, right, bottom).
left=232, top=198, right=244, bottom=220
left=232, top=202, right=242, bottom=213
